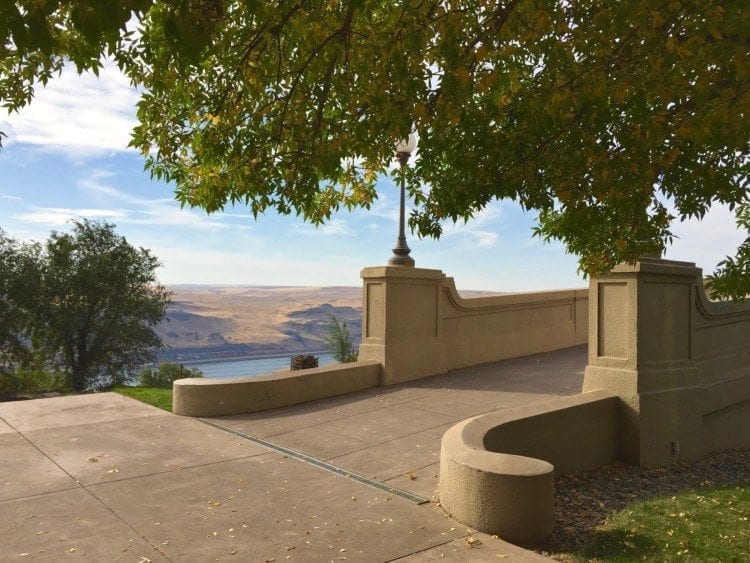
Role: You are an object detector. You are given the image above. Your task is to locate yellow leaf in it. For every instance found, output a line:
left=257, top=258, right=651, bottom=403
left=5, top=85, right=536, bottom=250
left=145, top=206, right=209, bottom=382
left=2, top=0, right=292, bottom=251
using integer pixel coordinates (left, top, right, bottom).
left=456, top=67, right=470, bottom=86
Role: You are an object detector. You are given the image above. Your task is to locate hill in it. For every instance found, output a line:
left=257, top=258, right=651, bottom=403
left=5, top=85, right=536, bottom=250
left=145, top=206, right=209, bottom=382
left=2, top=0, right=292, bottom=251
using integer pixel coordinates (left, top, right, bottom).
left=156, top=286, right=363, bottom=362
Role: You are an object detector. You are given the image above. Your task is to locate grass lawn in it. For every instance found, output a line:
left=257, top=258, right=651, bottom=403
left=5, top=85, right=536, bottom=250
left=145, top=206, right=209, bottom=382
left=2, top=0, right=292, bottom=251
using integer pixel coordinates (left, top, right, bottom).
left=565, top=483, right=749, bottom=562
left=112, top=386, right=172, bottom=411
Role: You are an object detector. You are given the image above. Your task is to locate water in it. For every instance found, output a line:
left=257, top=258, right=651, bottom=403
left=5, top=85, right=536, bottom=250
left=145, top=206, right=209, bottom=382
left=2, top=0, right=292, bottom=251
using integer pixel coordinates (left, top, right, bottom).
left=183, top=353, right=337, bottom=379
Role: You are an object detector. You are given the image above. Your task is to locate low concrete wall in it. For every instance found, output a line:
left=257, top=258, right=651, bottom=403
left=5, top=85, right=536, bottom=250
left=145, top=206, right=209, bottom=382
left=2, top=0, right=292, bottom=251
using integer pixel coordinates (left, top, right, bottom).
left=439, top=391, right=617, bottom=544
left=694, top=291, right=750, bottom=454
left=359, top=266, right=588, bottom=385
left=442, top=284, right=589, bottom=372
left=583, top=258, right=750, bottom=466
left=173, top=361, right=381, bottom=417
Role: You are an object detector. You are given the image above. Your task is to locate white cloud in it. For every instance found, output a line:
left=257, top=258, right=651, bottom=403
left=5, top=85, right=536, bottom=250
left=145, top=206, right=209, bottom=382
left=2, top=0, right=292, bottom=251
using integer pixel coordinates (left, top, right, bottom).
left=367, top=187, right=400, bottom=220
left=77, top=169, right=234, bottom=231
left=131, top=206, right=232, bottom=230
left=294, top=219, right=353, bottom=237
left=1, top=195, right=22, bottom=201
left=441, top=203, right=503, bottom=248
left=79, top=170, right=145, bottom=204
left=4, top=61, right=139, bottom=158
left=471, top=230, right=500, bottom=247
left=13, top=207, right=126, bottom=226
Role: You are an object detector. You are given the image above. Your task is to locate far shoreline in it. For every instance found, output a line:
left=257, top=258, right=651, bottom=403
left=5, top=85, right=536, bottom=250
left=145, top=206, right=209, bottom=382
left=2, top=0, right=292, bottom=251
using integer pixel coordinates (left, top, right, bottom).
left=154, top=349, right=333, bottom=367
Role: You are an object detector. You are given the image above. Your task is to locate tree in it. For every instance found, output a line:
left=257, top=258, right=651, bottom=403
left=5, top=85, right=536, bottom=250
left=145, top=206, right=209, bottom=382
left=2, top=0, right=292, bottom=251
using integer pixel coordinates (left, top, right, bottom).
left=2, top=1, right=749, bottom=297
left=30, top=220, right=170, bottom=390
left=0, top=230, right=40, bottom=374
left=325, top=314, right=358, bottom=364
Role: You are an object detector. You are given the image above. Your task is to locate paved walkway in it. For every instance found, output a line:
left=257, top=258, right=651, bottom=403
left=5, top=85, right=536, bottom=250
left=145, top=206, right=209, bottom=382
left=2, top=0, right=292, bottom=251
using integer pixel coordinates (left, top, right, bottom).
left=0, top=346, right=586, bottom=562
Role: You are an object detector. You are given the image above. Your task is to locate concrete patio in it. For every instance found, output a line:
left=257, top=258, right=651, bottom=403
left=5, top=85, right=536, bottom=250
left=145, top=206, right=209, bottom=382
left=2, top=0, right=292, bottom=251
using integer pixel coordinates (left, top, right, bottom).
left=0, top=346, right=586, bottom=561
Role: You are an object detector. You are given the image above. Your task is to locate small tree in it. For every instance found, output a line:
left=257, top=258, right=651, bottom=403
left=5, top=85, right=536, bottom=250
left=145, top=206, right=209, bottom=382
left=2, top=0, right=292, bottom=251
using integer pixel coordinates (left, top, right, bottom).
left=30, top=220, right=171, bottom=390
left=325, top=314, right=358, bottom=364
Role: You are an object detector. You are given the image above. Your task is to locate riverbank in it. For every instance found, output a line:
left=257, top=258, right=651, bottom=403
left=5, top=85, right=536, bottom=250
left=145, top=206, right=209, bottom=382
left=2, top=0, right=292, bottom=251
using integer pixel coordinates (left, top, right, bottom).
left=189, top=353, right=336, bottom=378
left=175, top=349, right=330, bottom=366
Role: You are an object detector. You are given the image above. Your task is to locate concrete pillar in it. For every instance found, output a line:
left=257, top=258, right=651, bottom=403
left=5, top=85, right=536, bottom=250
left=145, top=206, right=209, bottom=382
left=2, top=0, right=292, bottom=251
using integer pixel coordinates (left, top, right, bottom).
left=358, top=266, right=448, bottom=385
left=583, top=257, right=704, bottom=467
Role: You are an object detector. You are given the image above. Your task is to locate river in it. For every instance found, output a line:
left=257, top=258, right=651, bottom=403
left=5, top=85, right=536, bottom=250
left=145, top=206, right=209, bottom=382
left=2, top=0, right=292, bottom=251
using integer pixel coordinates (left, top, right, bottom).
left=181, top=353, right=337, bottom=379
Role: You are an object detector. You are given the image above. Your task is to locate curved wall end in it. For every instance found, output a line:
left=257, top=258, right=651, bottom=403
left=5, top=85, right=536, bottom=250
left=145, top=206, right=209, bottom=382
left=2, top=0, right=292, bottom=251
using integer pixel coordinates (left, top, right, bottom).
left=438, top=391, right=617, bottom=545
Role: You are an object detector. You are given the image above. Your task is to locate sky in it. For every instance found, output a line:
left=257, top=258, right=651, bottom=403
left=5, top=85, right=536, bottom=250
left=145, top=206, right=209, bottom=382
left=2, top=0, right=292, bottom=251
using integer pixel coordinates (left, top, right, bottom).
left=0, top=64, right=745, bottom=292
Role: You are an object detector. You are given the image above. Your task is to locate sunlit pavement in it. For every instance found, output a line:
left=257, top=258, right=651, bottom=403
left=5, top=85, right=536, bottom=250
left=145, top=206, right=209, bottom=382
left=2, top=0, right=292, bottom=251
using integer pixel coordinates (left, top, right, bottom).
left=0, top=346, right=586, bottom=561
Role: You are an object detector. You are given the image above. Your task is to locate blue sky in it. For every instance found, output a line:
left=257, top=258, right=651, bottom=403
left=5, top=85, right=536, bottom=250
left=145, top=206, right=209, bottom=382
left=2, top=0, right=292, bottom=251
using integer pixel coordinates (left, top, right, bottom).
left=0, top=64, right=744, bottom=291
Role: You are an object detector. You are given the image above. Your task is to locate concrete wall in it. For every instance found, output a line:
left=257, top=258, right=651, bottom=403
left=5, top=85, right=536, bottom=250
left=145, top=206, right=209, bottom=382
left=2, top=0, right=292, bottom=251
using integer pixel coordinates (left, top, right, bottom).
left=439, top=391, right=617, bottom=544
left=583, top=257, right=750, bottom=467
left=358, top=266, right=588, bottom=385
left=173, top=361, right=381, bottom=417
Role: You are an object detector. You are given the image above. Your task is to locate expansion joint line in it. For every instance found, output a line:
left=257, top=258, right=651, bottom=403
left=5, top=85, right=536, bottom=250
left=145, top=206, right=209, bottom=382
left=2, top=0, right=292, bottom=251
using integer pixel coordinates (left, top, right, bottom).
left=199, top=419, right=431, bottom=505
left=0, top=416, right=171, bottom=561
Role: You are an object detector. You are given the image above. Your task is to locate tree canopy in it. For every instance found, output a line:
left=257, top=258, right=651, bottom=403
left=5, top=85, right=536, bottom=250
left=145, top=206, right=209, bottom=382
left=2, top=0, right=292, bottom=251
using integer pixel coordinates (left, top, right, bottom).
left=0, top=231, right=39, bottom=372
left=2, top=1, right=749, bottom=297
left=0, top=220, right=170, bottom=391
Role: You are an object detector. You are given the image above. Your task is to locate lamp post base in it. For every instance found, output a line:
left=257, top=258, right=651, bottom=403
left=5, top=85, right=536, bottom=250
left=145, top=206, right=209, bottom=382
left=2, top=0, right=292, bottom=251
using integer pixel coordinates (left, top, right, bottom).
left=388, top=253, right=415, bottom=267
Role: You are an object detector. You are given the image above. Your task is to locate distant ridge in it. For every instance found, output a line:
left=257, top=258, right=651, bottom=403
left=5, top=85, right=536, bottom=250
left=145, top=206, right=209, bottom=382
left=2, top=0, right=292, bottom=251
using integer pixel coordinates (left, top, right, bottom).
left=157, top=285, right=362, bottom=362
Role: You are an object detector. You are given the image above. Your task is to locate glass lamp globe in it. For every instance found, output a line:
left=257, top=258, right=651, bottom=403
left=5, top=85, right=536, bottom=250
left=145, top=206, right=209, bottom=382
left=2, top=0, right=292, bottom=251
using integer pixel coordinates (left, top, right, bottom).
left=394, top=132, right=418, bottom=155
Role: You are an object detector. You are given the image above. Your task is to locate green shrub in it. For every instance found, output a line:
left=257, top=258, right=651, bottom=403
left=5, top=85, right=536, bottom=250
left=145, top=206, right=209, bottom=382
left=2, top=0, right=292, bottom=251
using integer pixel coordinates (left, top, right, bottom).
left=139, top=363, right=203, bottom=388
left=0, top=367, right=69, bottom=396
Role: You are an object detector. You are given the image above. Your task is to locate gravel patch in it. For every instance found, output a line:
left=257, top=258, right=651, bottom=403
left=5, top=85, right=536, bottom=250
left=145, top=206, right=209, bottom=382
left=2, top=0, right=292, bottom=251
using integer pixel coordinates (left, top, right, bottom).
left=534, top=448, right=750, bottom=557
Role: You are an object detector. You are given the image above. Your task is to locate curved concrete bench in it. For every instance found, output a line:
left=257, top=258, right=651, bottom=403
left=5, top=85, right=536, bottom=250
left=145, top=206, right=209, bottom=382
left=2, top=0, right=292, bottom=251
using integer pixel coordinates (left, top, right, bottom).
left=439, top=390, right=617, bottom=545
left=173, top=361, right=381, bottom=417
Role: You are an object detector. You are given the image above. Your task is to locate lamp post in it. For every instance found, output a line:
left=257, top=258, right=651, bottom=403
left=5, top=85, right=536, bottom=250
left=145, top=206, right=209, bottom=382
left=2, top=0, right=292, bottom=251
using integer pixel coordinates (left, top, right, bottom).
left=388, top=132, right=417, bottom=267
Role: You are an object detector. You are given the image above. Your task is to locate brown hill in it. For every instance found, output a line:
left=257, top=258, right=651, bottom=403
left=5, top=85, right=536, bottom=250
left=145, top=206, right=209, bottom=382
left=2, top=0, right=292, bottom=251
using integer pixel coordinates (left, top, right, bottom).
left=157, top=286, right=363, bottom=362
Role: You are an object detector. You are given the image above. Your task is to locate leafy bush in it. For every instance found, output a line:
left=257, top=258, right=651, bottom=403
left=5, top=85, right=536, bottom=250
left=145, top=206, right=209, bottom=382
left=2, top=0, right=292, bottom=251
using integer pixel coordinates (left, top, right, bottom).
left=325, top=314, right=358, bottom=363
left=139, top=363, right=203, bottom=388
left=0, top=367, right=69, bottom=396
